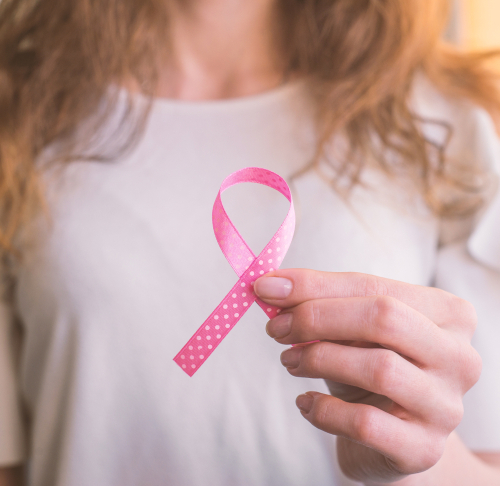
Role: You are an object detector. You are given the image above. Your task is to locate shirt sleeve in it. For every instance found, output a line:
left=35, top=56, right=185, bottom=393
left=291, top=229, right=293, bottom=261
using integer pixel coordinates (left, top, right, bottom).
left=434, top=104, right=500, bottom=452
left=0, top=298, right=27, bottom=465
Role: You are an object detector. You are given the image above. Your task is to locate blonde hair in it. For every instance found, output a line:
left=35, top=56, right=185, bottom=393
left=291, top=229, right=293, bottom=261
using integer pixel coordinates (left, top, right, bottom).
left=0, top=0, right=499, bottom=258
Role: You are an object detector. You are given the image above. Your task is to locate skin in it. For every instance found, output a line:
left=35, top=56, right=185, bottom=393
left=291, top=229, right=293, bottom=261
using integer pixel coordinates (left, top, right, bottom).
left=1, top=0, right=499, bottom=484
left=254, top=270, right=500, bottom=484
left=158, top=0, right=285, bottom=100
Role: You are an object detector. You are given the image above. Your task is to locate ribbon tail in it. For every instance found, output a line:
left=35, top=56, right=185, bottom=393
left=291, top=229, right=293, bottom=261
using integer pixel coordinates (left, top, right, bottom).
left=173, top=278, right=258, bottom=376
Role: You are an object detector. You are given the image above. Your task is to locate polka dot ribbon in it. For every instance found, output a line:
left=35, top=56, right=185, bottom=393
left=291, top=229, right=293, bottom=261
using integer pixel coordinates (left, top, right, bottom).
left=174, top=167, right=295, bottom=376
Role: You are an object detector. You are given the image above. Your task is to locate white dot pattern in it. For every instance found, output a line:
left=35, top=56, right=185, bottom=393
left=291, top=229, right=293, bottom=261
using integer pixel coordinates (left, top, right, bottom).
left=174, top=167, right=295, bottom=377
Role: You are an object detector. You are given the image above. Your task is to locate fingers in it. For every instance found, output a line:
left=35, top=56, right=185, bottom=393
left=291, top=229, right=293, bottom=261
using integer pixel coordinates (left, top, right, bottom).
left=282, top=342, right=454, bottom=421
left=254, top=269, right=478, bottom=335
left=264, top=287, right=481, bottom=393
left=266, top=295, right=450, bottom=366
left=296, top=392, right=446, bottom=477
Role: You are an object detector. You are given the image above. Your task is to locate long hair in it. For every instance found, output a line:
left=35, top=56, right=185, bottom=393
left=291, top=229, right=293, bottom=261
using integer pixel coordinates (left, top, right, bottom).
left=0, top=0, right=499, bottom=258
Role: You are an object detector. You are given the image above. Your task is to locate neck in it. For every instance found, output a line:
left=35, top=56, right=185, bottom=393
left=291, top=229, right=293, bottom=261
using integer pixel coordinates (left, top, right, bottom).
left=157, top=0, right=285, bottom=100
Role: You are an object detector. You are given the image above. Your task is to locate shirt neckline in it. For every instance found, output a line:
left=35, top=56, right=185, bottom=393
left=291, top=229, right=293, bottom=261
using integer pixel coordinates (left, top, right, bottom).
left=126, top=80, right=305, bottom=114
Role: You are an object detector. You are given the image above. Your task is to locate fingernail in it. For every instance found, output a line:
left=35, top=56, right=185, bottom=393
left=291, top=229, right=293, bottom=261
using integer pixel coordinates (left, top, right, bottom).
left=254, top=277, right=293, bottom=300
left=296, top=394, right=314, bottom=413
left=266, top=313, right=293, bottom=338
left=280, top=346, right=303, bottom=368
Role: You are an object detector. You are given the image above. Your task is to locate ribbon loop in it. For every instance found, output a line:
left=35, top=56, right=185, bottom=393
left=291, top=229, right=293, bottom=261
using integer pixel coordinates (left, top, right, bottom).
left=174, top=167, right=295, bottom=376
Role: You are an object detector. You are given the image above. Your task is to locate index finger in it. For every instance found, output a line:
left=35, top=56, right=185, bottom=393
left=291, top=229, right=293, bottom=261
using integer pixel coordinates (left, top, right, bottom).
left=254, top=269, right=476, bottom=332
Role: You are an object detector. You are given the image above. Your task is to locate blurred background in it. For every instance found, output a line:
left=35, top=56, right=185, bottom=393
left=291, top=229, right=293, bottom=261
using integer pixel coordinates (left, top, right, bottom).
left=448, top=0, right=500, bottom=50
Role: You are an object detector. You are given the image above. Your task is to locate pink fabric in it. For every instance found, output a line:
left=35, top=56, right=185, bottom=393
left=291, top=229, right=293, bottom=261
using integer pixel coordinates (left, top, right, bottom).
left=174, top=167, right=295, bottom=376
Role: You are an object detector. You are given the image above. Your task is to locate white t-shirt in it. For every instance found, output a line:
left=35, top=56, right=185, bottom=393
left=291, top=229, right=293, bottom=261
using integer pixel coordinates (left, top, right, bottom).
left=0, top=78, right=499, bottom=486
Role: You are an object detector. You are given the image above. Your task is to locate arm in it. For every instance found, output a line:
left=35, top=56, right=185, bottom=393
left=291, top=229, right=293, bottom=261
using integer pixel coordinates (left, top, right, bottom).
left=254, top=269, right=490, bottom=484
left=476, top=450, right=500, bottom=468
left=0, top=466, right=23, bottom=486
left=383, top=433, right=500, bottom=485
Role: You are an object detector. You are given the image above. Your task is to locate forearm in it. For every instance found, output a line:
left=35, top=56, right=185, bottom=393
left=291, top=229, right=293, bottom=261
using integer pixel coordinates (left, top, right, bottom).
left=366, top=432, right=500, bottom=486
left=0, top=466, right=24, bottom=486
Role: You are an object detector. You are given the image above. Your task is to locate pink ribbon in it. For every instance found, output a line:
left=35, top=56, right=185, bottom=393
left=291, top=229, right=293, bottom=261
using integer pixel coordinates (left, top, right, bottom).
left=174, top=167, right=295, bottom=376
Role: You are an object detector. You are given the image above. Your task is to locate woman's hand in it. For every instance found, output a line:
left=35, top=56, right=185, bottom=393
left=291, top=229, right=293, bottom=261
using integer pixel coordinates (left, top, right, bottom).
left=254, top=269, right=482, bottom=484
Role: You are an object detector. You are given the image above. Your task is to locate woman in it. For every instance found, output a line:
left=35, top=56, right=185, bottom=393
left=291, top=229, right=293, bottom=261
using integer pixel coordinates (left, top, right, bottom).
left=0, top=0, right=499, bottom=485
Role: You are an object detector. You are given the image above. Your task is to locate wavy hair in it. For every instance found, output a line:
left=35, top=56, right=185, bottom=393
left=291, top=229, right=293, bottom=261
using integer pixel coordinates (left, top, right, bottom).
left=0, top=0, right=499, bottom=258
